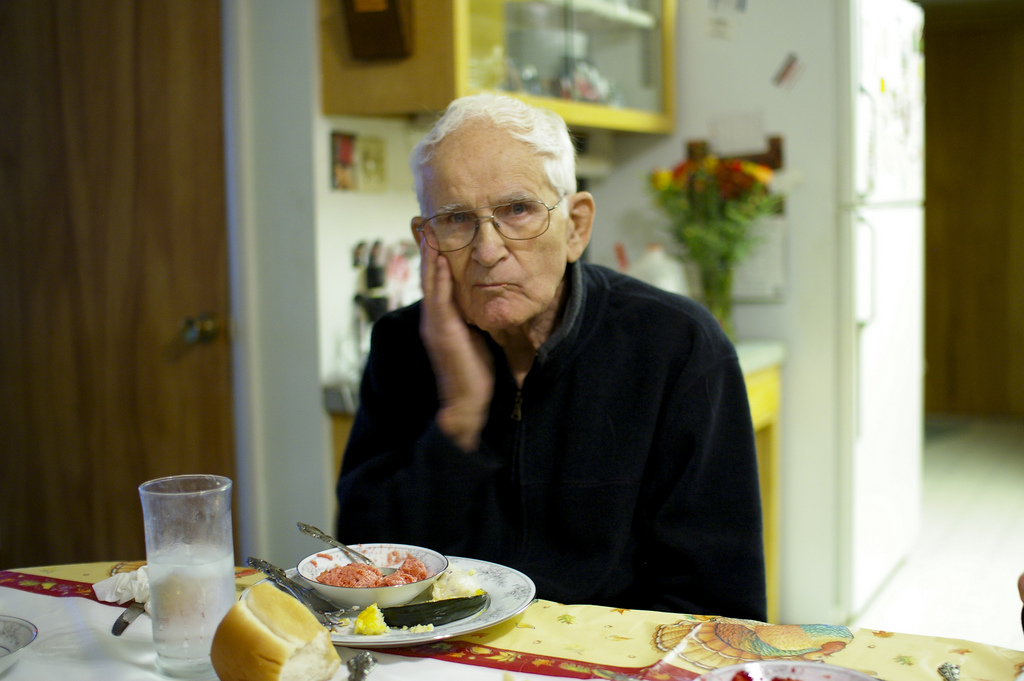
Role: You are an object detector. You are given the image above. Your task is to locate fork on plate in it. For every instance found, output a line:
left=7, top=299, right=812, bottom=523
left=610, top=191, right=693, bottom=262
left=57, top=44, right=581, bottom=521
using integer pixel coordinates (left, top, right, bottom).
left=246, top=556, right=350, bottom=625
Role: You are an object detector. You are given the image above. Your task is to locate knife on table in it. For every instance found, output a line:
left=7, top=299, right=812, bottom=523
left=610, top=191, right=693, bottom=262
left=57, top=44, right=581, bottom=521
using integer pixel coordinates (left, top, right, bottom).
left=111, top=601, right=146, bottom=636
left=246, top=556, right=338, bottom=625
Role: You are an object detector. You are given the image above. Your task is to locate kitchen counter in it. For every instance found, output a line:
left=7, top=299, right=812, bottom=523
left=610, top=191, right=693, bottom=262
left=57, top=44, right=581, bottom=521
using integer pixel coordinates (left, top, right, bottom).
left=736, top=339, right=787, bottom=375
left=324, top=341, right=785, bottom=415
left=323, top=381, right=357, bottom=415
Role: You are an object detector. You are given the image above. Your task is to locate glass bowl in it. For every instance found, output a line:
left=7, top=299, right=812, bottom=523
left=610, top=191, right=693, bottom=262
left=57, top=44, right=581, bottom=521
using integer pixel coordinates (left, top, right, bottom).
left=0, top=616, right=38, bottom=674
left=297, top=543, right=448, bottom=609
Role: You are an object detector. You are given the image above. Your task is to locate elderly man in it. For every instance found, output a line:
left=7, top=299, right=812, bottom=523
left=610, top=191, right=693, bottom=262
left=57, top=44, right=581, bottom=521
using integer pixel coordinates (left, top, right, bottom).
left=335, top=93, right=766, bottom=620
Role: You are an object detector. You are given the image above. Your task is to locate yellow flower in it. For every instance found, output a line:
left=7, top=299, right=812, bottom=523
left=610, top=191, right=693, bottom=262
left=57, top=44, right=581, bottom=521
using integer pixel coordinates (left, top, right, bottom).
left=740, top=160, right=774, bottom=184
left=651, top=169, right=673, bottom=191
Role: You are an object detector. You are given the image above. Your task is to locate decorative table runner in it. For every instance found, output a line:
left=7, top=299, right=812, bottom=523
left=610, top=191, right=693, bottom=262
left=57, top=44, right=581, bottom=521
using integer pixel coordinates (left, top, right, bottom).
left=0, top=562, right=263, bottom=605
left=387, top=601, right=1024, bottom=680
left=4, top=564, right=1022, bottom=681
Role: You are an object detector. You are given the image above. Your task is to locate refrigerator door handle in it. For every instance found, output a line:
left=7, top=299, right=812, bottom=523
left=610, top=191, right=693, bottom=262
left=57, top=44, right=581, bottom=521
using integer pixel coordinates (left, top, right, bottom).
left=853, top=215, right=875, bottom=441
left=854, top=216, right=875, bottom=326
left=856, top=86, right=878, bottom=201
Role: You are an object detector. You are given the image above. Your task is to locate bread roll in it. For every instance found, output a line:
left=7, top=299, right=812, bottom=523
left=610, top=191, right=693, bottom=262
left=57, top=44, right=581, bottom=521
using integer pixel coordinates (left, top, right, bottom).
left=211, top=582, right=341, bottom=681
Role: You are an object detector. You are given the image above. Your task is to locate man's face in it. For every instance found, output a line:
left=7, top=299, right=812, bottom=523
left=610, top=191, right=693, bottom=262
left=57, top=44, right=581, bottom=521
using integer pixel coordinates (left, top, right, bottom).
left=416, top=121, right=590, bottom=336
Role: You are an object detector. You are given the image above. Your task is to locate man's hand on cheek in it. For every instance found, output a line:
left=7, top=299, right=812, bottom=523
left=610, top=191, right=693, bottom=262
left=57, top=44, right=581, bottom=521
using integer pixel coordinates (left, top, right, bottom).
left=419, top=245, right=495, bottom=452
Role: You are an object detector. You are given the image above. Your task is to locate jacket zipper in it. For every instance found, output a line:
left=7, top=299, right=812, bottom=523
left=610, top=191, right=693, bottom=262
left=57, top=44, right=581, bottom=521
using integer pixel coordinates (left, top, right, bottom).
left=510, top=386, right=525, bottom=559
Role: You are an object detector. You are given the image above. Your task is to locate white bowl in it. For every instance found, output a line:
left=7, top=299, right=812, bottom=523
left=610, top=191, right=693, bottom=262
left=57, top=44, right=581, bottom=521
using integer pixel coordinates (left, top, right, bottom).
left=297, top=543, right=448, bottom=609
left=0, top=616, right=38, bottom=674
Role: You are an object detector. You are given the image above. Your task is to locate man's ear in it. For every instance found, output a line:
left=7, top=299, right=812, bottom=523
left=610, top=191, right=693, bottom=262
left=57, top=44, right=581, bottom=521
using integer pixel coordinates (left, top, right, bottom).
left=410, top=216, right=424, bottom=246
left=565, top=191, right=595, bottom=263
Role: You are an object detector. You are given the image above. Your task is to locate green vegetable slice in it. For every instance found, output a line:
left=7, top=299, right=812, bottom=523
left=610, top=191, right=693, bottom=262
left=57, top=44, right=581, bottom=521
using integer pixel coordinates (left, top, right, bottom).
left=379, top=593, right=487, bottom=628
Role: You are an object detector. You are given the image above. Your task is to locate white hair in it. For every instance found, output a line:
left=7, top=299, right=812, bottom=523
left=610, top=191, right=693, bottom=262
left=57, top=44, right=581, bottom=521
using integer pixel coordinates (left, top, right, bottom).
left=409, top=93, right=577, bottom=212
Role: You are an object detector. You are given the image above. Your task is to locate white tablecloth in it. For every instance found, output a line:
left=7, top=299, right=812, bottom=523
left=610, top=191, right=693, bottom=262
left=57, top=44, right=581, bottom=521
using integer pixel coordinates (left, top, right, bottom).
left=0, top=586, right=553, bottom=681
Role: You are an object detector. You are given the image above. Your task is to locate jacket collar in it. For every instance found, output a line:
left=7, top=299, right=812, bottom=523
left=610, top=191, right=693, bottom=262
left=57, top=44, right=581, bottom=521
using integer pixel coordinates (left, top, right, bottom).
left=536, top=260, right=586, bottom=367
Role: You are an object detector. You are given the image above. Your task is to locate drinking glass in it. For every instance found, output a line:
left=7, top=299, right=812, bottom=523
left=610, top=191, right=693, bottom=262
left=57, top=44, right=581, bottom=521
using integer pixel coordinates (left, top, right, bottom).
left=139, top=474, right=235, bottom=678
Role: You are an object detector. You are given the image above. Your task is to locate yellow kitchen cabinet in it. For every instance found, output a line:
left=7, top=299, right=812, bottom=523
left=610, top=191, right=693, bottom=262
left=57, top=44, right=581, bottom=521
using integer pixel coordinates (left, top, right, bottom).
left=737, top=341, right=785, bottom=623
left=330, top=412, right=355, bottom=481
left=319, top=0, right=675, bottom=133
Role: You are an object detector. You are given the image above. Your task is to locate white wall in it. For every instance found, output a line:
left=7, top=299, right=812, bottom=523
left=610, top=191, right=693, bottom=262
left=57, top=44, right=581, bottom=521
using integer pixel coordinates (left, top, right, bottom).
left=588, top=1, right=847, bottom=624
left=314, top=117, right=424, bottom=384
left=222, top=0, right=334, bottom=567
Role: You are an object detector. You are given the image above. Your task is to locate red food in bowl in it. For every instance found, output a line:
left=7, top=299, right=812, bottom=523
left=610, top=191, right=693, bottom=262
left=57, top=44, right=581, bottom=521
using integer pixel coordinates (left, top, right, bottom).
left=316, top=556, right=429, bottom=588
left=297, top=543, right=449, bottom=609
left=317, top=563, right=382, bottom=587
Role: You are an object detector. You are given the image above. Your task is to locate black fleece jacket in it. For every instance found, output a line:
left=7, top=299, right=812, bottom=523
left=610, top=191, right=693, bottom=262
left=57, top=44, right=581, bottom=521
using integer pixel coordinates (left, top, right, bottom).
left=336, top=262, right=767, bottom=621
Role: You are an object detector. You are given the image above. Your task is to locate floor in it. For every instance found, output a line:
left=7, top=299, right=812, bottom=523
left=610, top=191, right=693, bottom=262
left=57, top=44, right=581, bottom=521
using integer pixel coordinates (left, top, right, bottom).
left=849, top=417, right=1024, bottom=652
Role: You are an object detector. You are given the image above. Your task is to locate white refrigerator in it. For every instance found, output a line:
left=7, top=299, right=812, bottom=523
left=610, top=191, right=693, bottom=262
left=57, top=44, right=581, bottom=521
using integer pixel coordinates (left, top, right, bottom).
left=590, top=0, right=928, bottom=622
left=842, top=0, right=925, bottom=618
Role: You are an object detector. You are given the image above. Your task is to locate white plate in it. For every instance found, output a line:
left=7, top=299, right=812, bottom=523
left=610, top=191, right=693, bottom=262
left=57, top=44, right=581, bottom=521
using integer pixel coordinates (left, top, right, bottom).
left=696, top=661, right=876, bottom=681
left=284, top=556, right=535, bottom=649
left=328, top=556, right=535, bottom=648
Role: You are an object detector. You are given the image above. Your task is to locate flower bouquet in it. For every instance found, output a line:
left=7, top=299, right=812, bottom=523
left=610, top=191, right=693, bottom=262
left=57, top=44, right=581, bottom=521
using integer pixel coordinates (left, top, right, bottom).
left=650, top=154, right=782, bottom=338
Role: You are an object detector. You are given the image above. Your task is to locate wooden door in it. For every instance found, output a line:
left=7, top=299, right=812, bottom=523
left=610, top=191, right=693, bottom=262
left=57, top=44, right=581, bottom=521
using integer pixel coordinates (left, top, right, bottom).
left=923, top=4, right=1024, bottom=417
left=0, top=0, right=234, bottom=568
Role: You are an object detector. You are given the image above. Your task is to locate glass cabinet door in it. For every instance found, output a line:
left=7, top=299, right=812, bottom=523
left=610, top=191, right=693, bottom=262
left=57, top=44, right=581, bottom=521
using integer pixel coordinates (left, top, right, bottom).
left=466, top=0, right=671, bottom=132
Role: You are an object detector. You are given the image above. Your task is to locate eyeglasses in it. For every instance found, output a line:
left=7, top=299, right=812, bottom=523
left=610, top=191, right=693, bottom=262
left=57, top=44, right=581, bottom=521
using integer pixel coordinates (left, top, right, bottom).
left=417, top=196, right=565, bottom=253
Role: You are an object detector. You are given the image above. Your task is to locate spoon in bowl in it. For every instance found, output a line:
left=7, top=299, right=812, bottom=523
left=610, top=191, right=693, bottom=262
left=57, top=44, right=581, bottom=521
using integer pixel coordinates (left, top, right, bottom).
left=297, top=522, right=397, bottom=575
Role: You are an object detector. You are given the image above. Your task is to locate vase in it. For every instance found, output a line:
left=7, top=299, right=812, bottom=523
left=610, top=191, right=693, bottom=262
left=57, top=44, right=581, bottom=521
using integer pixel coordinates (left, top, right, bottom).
left=700, top=265, right=735, bottom=340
